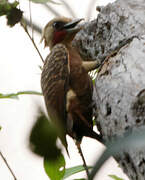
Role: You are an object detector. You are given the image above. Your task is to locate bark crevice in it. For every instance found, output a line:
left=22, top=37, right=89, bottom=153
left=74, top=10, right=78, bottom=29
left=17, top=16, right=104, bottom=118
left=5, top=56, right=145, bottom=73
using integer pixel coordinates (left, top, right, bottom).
left=73, top=0, right=145, bottom=179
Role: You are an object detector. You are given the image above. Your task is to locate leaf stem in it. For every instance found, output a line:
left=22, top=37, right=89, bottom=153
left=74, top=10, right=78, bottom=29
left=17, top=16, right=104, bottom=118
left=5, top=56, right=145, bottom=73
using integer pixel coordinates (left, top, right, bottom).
left=29, top=0, right=34, bottom=39
left=21, top=20, right=44, bottom=63
left=23, top=17, right=41, bottom=34
left=0, top=151, right=17, bottom=180
left=0, top=91, right=42, bottom=99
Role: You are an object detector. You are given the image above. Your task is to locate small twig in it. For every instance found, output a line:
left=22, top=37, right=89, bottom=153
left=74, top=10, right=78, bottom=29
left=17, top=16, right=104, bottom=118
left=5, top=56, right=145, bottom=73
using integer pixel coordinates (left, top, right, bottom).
left=0, top=151, right=17, bottom=180
left=21, top=20, right=44, bottom=63
left=29, top=0, right=34, bottom=39
left=23, top=17, right=41, bottom=34
left=75, top=141, right=90, bottom=179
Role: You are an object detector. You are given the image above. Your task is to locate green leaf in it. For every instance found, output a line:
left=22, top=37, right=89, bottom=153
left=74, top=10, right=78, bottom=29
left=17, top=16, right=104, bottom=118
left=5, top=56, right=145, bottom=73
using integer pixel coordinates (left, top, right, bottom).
left=0, top=91, right=42, bottom=99
left=0, top=0, right=22, bottom=26
left=7, top=7, right=23, bottom=27
left=44, top=153, right=65, bottom=180
left=63, top=165, right=92, bottom=179
left=109, top=175, right=124, bottom=180
left=0, top=0, right=18, bottom=16
left=90, top=128, right=145, bottom=179
left=29, top=110, right=61, bottom=159
left=30, top=0, right=60, bottom=4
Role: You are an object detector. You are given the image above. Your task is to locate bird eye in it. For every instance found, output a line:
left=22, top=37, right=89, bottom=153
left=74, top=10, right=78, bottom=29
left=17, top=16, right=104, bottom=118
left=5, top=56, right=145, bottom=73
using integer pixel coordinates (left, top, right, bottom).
left=53, top=21, right=65, bottom=30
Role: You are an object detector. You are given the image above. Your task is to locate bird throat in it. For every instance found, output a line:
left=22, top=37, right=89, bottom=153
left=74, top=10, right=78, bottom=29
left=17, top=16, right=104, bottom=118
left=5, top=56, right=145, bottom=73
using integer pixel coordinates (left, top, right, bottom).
left=53, top=31, right=67, bottom=46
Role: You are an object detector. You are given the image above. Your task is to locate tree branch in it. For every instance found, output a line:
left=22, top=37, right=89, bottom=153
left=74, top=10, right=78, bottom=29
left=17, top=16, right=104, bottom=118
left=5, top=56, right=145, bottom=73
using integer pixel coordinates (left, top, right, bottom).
left=23, top=17, right=41, bottom=35
left=73, top=0, right=145, bottom=179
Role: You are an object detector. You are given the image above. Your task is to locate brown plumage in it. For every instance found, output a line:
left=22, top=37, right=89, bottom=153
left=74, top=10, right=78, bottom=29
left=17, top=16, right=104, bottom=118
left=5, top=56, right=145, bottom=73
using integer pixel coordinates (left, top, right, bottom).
left=41, top=17, right=102, bottom=149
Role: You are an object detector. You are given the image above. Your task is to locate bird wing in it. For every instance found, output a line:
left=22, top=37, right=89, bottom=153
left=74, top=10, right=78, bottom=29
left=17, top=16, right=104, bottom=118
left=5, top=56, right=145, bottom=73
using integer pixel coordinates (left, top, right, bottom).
left=41, top=44, right=69, bottom=147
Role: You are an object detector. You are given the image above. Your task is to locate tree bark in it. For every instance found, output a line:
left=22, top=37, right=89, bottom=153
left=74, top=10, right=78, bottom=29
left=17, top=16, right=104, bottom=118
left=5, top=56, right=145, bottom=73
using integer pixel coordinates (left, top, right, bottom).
left=73, top=0, right=145, bottom=179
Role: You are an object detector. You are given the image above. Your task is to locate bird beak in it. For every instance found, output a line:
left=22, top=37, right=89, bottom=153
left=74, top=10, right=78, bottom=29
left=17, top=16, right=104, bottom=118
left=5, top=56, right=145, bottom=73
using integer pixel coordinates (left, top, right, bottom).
left=63, top=18, right=84, bottom=33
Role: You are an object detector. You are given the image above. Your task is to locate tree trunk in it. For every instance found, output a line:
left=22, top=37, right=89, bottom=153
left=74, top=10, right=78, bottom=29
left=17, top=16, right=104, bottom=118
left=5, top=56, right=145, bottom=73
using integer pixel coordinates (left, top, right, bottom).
left=73, top=0, right=145, bottom=179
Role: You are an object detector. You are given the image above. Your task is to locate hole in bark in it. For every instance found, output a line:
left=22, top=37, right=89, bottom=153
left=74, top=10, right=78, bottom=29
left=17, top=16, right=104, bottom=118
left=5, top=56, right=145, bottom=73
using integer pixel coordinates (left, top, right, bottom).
left=119, top=16, right=125, bottom=23
left=106, top=102, right=111, bottom=116
left=125, top=153, right=131, bottom=164
left=136, top=118, right=141, bottom=124
left=87, top=39, right=90, bottom=45
left=117, top=100, right=121, bottom=104
left=101, top=45, right=105, bottom=54
left=114, top=120, right=118, bottom=126
left=139, top=158, right=145, bottom=167
left=106, top=22, right=111, bottom=31
left=125, top=126, right=129, bottom=130
left=125, top=115, right=128, bottom=122
left=95, top=50, right=99, bottom=56
left=82, top=48, right=88, bottom=55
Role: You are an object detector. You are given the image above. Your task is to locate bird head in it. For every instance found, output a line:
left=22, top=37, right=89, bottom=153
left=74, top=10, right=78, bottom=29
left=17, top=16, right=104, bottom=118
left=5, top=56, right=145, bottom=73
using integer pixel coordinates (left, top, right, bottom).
left=41, top=17, right=83, bottom=49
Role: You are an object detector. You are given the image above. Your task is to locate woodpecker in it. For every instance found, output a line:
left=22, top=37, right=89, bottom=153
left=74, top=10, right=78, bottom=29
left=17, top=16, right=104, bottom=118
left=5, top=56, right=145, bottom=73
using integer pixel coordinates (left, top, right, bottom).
left=41, top=17, right=102, bottom=149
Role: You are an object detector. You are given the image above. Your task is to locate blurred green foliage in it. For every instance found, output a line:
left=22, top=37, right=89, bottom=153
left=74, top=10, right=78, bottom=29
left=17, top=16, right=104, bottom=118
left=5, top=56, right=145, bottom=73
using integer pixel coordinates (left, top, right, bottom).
left=109, top=175, right=124, bottom=180
left=90, top=128, right=145, bottom=179
left=0, top=91, right=42, bottom=99
left=63, top=165, right=92, bottom=179
left=29, top=110, right=61, bottom=159
left=0, top=0, right=22, bottom=26
left=44, top=153, right=65, bottom=180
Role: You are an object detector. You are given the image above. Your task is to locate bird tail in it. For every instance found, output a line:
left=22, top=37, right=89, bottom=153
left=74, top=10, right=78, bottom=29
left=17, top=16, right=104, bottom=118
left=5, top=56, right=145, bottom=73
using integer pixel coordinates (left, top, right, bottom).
left=85, top=129, right=104, bottom=144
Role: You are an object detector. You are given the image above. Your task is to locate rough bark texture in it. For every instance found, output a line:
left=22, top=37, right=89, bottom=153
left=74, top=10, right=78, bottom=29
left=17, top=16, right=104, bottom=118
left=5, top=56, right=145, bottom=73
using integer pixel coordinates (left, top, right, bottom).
left=73, top=0, right=145, bottom=179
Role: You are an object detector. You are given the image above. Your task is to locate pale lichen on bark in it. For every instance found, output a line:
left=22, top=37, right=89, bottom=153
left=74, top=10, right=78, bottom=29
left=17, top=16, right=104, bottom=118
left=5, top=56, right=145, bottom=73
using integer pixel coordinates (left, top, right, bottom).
left=73, top=0, right=145, bottom=179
